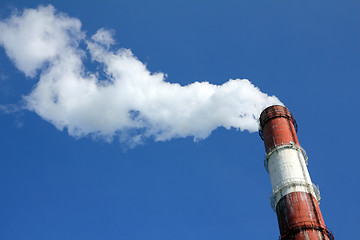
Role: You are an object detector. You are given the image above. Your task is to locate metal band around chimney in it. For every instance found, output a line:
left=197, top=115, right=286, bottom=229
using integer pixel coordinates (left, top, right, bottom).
left=270, top=181, right=321, bottom=211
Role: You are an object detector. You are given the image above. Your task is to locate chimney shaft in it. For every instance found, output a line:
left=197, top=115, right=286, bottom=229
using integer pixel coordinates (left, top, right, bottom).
left=259, top=105, right=333, bottom=240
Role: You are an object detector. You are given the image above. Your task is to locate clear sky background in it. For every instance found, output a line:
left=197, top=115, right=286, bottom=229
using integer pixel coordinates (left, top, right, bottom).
left=0, top=1, right=359, bottom=239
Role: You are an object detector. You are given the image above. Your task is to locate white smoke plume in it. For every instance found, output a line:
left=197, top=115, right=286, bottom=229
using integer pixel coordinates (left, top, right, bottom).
left=0, top=5, right=282, bottom=146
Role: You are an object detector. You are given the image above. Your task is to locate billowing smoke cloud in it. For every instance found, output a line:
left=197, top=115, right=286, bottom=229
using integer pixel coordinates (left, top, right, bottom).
left=0, top=5, right=282, bottom=146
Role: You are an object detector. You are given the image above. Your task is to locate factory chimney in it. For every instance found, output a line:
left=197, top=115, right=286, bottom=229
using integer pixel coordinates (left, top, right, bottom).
left=259, top=105, right=334, bottom=240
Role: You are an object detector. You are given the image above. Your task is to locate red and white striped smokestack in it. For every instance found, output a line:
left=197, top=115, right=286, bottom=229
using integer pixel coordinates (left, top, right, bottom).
left=259, top=105, right=334, bottom=240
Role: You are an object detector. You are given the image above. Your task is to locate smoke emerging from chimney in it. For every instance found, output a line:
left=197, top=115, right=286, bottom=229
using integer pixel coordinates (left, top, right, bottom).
left=0, top=5, right=282, bottom=146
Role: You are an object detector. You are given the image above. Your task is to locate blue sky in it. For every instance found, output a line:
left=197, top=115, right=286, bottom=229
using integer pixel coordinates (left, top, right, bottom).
left=0, top=1, right=359, bottom=239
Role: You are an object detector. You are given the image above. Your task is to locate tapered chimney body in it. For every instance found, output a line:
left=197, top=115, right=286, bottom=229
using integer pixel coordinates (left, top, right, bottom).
left=259, top=105, right=333, bottom=240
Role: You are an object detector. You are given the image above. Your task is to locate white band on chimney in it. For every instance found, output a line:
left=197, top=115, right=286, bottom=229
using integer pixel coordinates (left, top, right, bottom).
left=264, top=144, right=308, bottom=173
left=266, top=144, right=320, bottom=209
